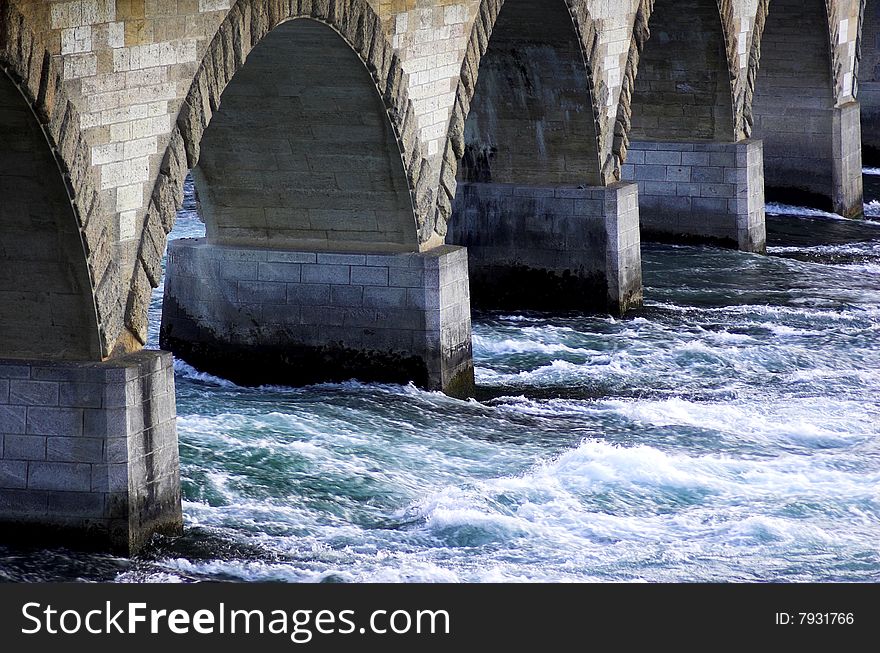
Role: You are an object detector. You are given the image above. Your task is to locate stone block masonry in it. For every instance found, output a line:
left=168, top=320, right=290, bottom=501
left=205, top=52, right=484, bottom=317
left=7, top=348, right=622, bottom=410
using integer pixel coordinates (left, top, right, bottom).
left=0, top=351, right=182, bottom=554
left=448, top=182, right=643, bottom=315
left=623, top=140, right=766, bottom=253
left=161, top=241, right=475, bottom=398
left=833, top=102, right=864, bottom=218
left=3, top=0, right=869, bottom=363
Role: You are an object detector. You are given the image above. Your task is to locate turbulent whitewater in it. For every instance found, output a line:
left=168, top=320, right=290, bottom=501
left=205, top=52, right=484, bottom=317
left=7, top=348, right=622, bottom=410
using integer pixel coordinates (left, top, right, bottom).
left=1, top=177, right=879, bottom=583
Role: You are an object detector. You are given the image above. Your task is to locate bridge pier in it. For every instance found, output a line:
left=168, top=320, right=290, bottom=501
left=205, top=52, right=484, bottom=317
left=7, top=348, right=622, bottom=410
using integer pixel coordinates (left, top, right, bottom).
left=448, top=182, right=643, bottom=315
left=161, top=240, right=475, bottom=397
left=0, top=352, right=182, bottom=554
left=756, top=102, right=864, bottom=220
left=832, top=102, right=865, bottom=217
left=758, top=102, right=864, bottom=218
left=750, top=0, right=864, bottom=218
left=623, top=140, right=766, bottom=253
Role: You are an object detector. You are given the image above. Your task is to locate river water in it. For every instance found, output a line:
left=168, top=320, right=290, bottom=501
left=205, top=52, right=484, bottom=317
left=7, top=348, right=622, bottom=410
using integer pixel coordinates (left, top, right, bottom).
left=1, top=175, right=879, bottom=582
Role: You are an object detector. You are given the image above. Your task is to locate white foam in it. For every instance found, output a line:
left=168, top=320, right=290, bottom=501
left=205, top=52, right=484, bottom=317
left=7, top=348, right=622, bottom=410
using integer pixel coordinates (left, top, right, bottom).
left=115, top=571, right=186, bottom=583
left=366, top=436, right=880, bottom=582
left=616, top=396, right=876, bottom=440
left=765, top=199, right=880, bottom=223
left=770, top=241, right=880, bottom=254
left=864, top=167, right=880, bottom=176
left=514, top=438, right=876, bottom=509
left=648, top=300, right=878, bottom=322
left=766, top=202, right=842, bottom=219
left=476, top=357, right=628, bottom=385
left=756, top=322, right=824, bottom=336
left=473, top=334, right=591, bottom=356
left=141, top=224, right=880, bottom=583
left=147, top=416, right=880, bottom=582
left=173, top=358, right=238, bottom=387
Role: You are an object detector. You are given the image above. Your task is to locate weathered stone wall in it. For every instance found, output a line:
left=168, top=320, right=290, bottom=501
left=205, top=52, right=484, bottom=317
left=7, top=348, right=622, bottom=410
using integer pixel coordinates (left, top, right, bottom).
left=161, top=240, right=474, bottom=396
left=193, top=19, right=418, bottom=251
left=750, top=0, right=863, bottom=215
left=457, top=0, right=601, bottom=187
left=3, top=0, right=434, bottom=356
left=434, top=0, right=616, bottom=238
left=3, top=0, right=231, bottom=359
left=0, top=351, right=181, bottom=554
left=751, top=0, right=836, bottom=204
left=444, top=0, right=635, bottom=314
left=0, top=66, right=102, bottom=360
left=614, top=1, right=769, bottom=251
left=629, top=0, right=736, bottom=142
left=385, top=1, right=477, bottom=166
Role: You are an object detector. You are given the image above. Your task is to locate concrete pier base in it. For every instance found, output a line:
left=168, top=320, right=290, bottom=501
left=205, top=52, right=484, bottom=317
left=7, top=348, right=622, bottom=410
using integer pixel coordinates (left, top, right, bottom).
left=161, top=240, right=475, bottom=397
left=760, top=102, right=863, bottom=218
left=0, top=351, right=181, bottom=555
left=448, top=181, right=643, bottom=315
left=623, top=139, right=766, bottom=252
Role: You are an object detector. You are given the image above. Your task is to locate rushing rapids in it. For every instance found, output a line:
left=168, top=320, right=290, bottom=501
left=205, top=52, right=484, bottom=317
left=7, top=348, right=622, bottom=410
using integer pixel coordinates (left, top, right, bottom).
left=1, top=175, right=878, bottom=583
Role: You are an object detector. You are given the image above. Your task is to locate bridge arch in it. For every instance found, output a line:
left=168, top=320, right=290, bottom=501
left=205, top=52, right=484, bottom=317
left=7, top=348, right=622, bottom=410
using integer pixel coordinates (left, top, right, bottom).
left=0, top=8, right=103, bottom=361
left=617, top=0, right=766, bottom=252
left=132, top=0, right=429, bottom=343
left=748, top=0, right=842, bottom=209
left=454, top=0, right=602, bottom=187
left=439, top=0, right=643, bottom=313
left=627, top=0, right=738, bottom=144
left=192, top=18, right=418, bottom=253
left=436, top=0, right=603, bottom=237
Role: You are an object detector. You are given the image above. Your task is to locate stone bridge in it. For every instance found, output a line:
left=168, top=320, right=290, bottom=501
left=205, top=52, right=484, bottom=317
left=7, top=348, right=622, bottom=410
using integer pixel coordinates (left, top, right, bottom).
left=0, top=0, right=874, bottom=552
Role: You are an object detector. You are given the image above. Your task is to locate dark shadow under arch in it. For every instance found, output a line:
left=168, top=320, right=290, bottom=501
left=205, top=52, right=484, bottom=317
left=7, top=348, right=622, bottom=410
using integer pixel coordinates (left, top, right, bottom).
left=455, top=0, right=602, bottom=187
left=0, top=69, right=101, bottom=360
left=750, top=0, right=836, bottom=207
left=628, top=0, right=735, bottom=142
left=192, top=18, right=418, bottom=252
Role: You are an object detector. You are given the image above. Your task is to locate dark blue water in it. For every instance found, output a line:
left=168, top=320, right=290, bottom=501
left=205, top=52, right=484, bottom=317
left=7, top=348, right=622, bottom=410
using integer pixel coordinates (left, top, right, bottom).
left=1, top=174, right=879, bottom=582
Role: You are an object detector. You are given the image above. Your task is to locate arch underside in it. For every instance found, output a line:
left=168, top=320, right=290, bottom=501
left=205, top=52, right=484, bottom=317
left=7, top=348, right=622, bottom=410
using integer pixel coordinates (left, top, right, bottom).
left=135, top=0, right=428, bottom=345
left=456, top=0, right=601, bottom=186
left=629, top=0, right=735, bottom=142
left=751, top=0, right=836, bottom=204
left=193, top=19, right=418, bottom=252
left=0, top=70, right=100, bottom=361
left=447, top=0, right=610, bottom=311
